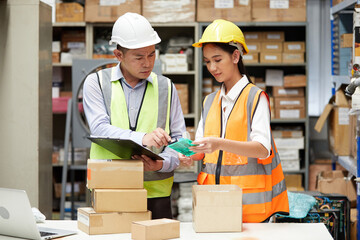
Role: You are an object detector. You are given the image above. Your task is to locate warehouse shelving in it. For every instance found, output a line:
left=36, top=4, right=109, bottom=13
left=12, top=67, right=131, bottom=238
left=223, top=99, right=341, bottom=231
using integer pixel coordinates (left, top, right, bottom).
left=197, top=21, right=310, bottom=190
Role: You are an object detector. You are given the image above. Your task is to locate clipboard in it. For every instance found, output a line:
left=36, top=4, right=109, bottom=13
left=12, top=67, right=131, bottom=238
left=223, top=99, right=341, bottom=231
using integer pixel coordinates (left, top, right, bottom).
left=87, top=136, right=164, bottom=160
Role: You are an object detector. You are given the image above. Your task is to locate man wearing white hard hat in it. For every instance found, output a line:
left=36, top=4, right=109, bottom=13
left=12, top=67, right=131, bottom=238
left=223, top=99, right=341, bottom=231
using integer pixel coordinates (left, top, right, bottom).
left=83, top=12, right=186, bottom=219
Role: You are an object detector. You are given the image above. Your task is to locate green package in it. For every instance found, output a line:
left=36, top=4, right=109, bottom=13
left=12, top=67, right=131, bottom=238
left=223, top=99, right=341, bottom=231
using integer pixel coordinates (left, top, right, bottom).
left=168, top=138, right=197, bottom=156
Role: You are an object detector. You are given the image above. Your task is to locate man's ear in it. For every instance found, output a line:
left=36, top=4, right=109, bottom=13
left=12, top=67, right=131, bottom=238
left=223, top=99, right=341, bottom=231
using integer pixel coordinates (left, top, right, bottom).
left=113, top=49, right=124, bottom=62
left=233, top=49, right=241, bottom=64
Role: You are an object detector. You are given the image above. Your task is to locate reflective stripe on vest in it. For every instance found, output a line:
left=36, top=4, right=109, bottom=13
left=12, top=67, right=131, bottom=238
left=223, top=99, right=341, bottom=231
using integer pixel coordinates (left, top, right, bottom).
left=90, top=67, right=174, bottom=198
left=199, top=83, right=289, bottom=222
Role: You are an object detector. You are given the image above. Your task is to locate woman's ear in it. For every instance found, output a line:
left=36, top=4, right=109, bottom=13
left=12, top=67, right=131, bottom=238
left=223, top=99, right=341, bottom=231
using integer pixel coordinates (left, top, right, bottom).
left=232, top=49, right=241, bottom=64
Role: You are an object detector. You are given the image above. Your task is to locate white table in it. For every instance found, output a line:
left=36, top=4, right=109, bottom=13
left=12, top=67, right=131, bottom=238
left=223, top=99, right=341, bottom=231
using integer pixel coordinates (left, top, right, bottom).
left=1, top=221, right=333, bottom=240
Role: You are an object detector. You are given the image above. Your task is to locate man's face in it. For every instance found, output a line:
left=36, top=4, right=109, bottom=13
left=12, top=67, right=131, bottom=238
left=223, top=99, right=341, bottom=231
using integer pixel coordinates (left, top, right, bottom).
left=114, top=45, right=156, bottom=82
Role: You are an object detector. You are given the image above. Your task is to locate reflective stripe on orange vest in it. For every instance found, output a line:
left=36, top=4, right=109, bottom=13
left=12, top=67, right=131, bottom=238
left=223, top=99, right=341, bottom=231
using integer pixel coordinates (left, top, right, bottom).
left=199, top=83, right=289, bottom=222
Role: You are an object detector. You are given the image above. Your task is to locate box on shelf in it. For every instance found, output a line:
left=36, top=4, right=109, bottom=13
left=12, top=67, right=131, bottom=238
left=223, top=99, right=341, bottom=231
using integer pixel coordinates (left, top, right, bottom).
left=272, top=128, right=303, bottom=138
left=314, top=86, right=351, bottom=156
left=282, top=53, right=304, bottom=63
left=277, top=148, right=299, bottom=160
left=340, top=33, right=353, bottom=48
left=61, top=30, right=85, bottom=51
left=252, top=0, right=306, bottom=22
left=275, top=97, right=305, bottom=109
left=283, top=42, right=305, bottom=53
left=281, top=159, right=300, bottom=171
left=85, top=0, right=141, bottom=22
left=92, top=189, right=147, bottom=212
left=261, top=42, right=283, bottom=52
left=309, top=160, right=333, bottom=191
left=275, top=107, right=305, bottom=119
left=54, top=181, right=86, bottom=198
left=262, top=32, right=285, bottom=42
left=244, top=32, right=263, bottom=42
left=274, top=137, right=304, bottom=149
left=131, top=219, right=180, bottom=240
left=52, top=52, right=60, bottom=63
left=192, top=185, right=242, bottom=232
left=142, top=0, right=195, bottom=22
left=349, top=114, right=358, bottom=159
left=242, top=53, right=259, bottom=63
left=283, top=75, right=307, bottom=87
left=56, top=2, right=84, bottom=22
left=197, top=0, right=251, bottom=22
left=260, top=53, right=282, bottom=63
left=265, top=69, right=284, bottom=86
left=246, top=42, right=261, bottom=52
left=78, top=208, right=151, bottom=235
left=174, top=84, right=189, bottom=114
left=316, top=170, right=357, bottom=204
left=272, top=87, right=304, bottom=97
left=87, top=159, right=143, bottom=189
left=284, top=174, right=303, bottom=191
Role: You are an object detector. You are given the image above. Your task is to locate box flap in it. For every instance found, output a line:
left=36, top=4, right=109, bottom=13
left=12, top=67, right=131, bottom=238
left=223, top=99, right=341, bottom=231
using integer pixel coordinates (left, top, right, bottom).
left=314, top=104, right=334, bottom=132
left=335, top=85, right=350, bottom=107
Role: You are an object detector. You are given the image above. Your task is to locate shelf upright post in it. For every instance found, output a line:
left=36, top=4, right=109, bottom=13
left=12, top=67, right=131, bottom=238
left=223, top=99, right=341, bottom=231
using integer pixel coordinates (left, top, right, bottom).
left=357, top=114, right=360, bottom=240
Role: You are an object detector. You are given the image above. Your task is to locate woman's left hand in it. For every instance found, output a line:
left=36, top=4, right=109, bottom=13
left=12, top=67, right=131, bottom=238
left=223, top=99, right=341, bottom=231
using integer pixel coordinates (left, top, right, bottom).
left=189, top=137, right=220, bottom=154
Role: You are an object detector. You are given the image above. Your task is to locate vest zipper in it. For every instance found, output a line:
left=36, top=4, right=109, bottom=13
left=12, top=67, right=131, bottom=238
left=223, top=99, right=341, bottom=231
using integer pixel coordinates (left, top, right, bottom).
left=215, top=150, right=223, bottom=184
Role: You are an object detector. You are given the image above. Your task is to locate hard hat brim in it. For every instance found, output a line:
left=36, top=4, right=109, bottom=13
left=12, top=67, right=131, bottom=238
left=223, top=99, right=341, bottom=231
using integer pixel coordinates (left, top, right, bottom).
left=192, top=41, right=249, bottom=55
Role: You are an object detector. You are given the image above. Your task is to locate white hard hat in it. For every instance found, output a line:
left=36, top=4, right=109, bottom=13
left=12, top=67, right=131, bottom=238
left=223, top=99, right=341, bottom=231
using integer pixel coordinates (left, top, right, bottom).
left=109, top=12, right=161, bottom=49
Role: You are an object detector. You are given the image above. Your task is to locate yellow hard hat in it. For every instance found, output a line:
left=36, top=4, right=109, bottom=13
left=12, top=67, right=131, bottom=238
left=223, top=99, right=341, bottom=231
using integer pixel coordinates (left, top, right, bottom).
left=192, top=19, right=249, bottom=55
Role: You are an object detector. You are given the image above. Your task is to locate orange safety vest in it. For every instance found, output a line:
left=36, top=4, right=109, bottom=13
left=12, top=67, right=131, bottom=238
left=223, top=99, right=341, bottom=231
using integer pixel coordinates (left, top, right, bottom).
left=197, top=83, right=289, bottom=223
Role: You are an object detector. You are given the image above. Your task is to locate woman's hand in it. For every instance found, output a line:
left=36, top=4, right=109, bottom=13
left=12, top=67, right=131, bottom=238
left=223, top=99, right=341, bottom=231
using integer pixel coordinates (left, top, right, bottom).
left=189, top=137, right=220, bottom=154
left=178, top=153, right=193, bottom=166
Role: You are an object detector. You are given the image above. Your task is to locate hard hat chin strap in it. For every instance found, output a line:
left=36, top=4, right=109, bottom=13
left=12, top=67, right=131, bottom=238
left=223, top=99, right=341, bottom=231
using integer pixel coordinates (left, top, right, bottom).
left=229, top=41, right=243, bottom=56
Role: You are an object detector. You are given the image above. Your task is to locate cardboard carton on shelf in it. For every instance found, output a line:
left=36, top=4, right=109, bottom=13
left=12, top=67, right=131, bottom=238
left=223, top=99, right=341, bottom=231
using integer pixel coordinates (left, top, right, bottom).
left=260, top=53, right=282, bottom=64
left=85, top=0, right=141, bottom=22
left=87, top=159, right=143, bottom=189
left=142, top=0, right=195, bottom=22
left=131, top=218, right=180, bottom=240
left=197, top=0, right=251, bottom=22
left=92, top=189, right=147, bottom=212
left=77, top=208, right=151, bottom=235
left=283, top=42, right=306, bottom=53
left=314, top=85, right=351, bottom=156
left=283, top=75, right=307, bottom=87
left=282, top=53, right=305, bottom=63
left=56, top=2, right=84, bottom=22
left=272, top=86, right=304, bottom=98
left=192, top=185, right=242, bottom=233
left=252, top=0, right=306, bottom=22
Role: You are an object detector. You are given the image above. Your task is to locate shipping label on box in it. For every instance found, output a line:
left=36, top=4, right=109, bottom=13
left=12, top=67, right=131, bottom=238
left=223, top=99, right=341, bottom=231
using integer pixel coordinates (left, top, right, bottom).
left=78, top=207, right=151, bottom=235
left=192, top=185, right=242, bottom=232
left=92, top=189, right=147, bottom=212
left=275, top=107, right=305, bottom=119
left=274, top=137, right=304, bottom=149
left=275, top=97, right=305, bottom=109
left=282, top=53, right=304, bottom=63
left=131, top=219, right=180, bottom=240
left=263, top=32, right=285, bottom=42
left=283, top=42, right=305, bottom=53
left=261, top=42, right=283, bottom=52
left=87, top=159, right=143, bottom=189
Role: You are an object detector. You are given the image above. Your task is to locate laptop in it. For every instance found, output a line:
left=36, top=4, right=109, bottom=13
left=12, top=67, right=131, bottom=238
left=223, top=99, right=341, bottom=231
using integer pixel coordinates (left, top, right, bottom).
left=88, top=136, right=164, bottom=160
left=0, top=188, right=77, bottom=240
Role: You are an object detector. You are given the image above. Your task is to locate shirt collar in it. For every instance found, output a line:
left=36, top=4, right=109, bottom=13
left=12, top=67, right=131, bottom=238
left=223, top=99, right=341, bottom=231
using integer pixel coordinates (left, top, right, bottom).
left=219, top=75, right=250, bottom=103
left=110, top=62, right=154, bottom=84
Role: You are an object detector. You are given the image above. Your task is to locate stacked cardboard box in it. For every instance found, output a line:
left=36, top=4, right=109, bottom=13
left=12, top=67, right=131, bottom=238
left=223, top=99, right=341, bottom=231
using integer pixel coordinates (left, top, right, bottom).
left=78, top=159, right=151, bottom=235
left=197, top=0, right=251, bottom=22
left=273, top=127, right=304, bottom=171
left=174, top=84, right=189, bottom=115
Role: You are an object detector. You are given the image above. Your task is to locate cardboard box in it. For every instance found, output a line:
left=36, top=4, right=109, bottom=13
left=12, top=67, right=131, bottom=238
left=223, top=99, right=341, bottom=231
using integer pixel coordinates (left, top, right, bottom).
left=274, top=137, right=304, bottom=149
left=314, top=86, right=351, bottom=156
left=340, top=33, right=353, bottom=48
left=197, top=0, right=251, bottom=22
left=252, top=0, right=306, bottom=22
left=277, top=148, right=299, bottom=160
left=85, top=0, right=141, bottom=23
left=242, top=53, right=259, bottom=63
left=192, top=185, right=242, bottom=232
left=143, top=0, right=195, bottom=22
left=272, top=128, right=303, bottom=138
left=52, top=52, right=60, bottom=63
left=275, top=107, right=305, bottom=119
left=273, top=87, right=304, bottom=97
left=244, top=32, right=263, bottom=42
left=281, top=159, right=300, bottom=171
left=349, top=114, right=358, bottom=159
left=283, top=75, right=307, bottom=87
left=316, top=170, right=357, bottom=204
left=260, top=53, right=282, bottom=63
left=350, top=208, right=357, bottom=240
left=246, top=42, right=261, bottom=52
left=283, top=42, right=305, bottom=53
left=56, top=2, right=84, bottom=22
left=275, top=97, right=305, bottom=109
left=284, top=174, right=302, bottom=189
left=262, top=32, right=285, bottom=42
left=87, top=159, right=143, bottom=189
left=174, top=84, right=189, bottom=114
left=77, top=208, right=151, bottom=235
left=131, top=219, right=180, bottom=240
left=92, top=189, right=147, bottom=212
left=282, top=53, right=304, bottom=63
left=309, top=162, right=333, bottom=191
left=261, top=42, right=283, bottom=52
left=61, top=30, right=85, bottom=51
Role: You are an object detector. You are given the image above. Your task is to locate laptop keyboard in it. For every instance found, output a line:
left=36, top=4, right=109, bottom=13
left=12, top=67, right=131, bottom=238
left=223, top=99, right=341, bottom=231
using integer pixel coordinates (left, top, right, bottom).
left=40, top=231, right=56, bottom=237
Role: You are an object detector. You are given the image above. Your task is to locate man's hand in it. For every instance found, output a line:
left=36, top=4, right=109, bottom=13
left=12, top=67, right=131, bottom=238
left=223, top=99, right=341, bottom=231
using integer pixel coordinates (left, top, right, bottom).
left=132, top=155, right=163, bottom=171
left=142, top=128, right=171, bottom=148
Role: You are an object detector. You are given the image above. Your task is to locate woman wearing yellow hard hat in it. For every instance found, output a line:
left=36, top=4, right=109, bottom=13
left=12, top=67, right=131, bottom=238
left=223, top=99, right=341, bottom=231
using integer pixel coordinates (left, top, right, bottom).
left=179, top=19, right=289, bottom=223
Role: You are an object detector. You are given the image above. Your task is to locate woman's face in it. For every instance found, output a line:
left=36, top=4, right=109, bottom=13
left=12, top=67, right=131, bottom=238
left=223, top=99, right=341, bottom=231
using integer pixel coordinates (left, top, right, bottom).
left=203, top=43, right=239, bottom=84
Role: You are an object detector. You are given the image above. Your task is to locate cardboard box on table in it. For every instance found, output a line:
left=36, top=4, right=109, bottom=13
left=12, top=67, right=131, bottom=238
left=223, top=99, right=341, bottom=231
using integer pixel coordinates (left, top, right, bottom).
left=192, top=185, right=242, bottom=232
left=314, top=85, right=351, bottom=156
left=87, top=159, right=143, bottom=189
left=131, top=218, right=180, bottom=240
left=77, top=207, right=151, bottom=235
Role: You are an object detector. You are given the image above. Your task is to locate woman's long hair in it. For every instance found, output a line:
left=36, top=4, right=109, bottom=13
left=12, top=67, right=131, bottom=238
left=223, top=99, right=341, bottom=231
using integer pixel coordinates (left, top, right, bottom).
left=203, top=42, right=252, bottom=83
